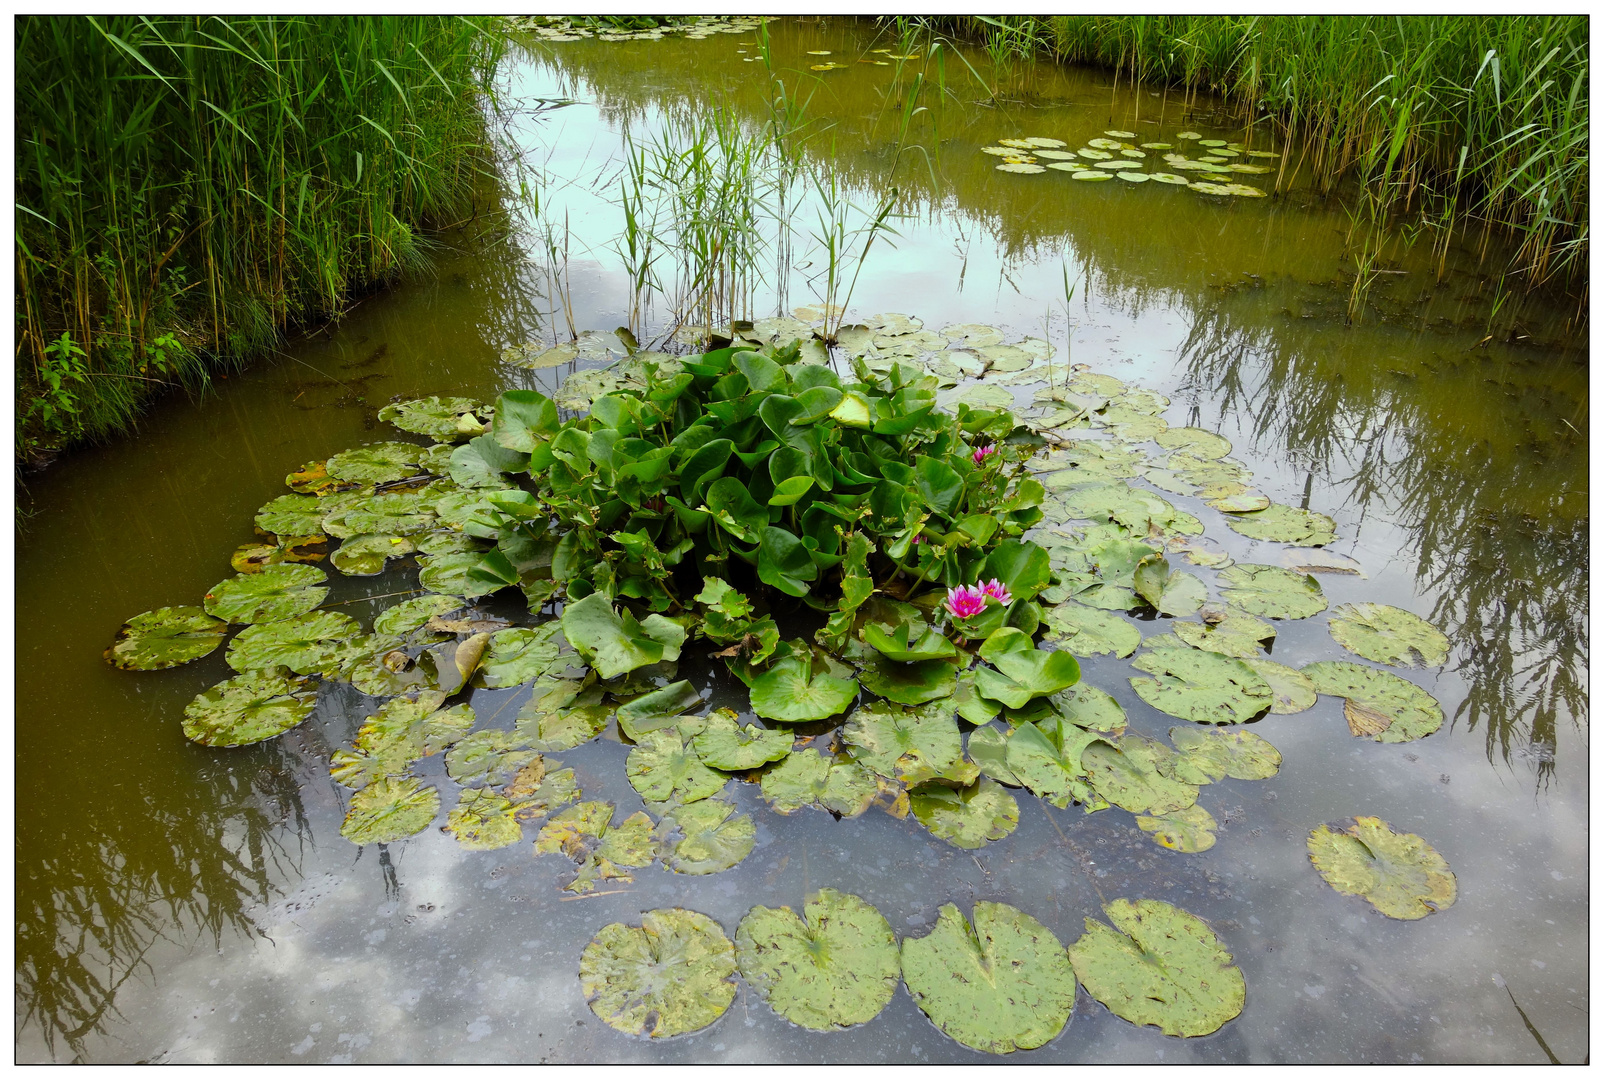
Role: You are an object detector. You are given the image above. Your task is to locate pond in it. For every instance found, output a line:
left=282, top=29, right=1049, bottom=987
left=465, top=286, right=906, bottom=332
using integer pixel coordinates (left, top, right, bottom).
left=16, top=16, right=1588, bottom=1064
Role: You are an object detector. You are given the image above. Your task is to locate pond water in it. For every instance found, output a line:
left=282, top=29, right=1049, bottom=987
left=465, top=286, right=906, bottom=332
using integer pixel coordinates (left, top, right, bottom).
left=16, top=17, right=1588, bottom=1064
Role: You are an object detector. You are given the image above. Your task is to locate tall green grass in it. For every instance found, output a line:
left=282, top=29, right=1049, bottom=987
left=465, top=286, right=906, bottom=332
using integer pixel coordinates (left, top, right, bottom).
left=14, top=16, right=507, bottom=459
left=921, top=16, right=1588, bottom=290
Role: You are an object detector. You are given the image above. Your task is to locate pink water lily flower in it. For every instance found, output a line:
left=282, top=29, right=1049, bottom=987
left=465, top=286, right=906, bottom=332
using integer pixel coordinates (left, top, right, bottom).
left=944, top=584, right=987, bottom=620
left=972, top=443, right=997, bottom=464
left=978, top=578, right=1013, bottom=605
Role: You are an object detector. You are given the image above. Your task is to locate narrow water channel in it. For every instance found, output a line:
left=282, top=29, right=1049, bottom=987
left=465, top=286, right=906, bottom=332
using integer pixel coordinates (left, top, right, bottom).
left=16, top=17, right=1587, bottom=1063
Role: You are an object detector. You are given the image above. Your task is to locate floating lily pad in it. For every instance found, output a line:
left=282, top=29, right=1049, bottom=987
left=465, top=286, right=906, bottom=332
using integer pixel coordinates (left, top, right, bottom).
left=515, top=683, right=611, bottom=752
left=329, top=533, right=417, bottom=576
left=1130, top=640, right=1273, bottom=724
left=340, top=776, right=440, bottom=845
left=446, top=788, right=522, bottom=850
left=1306, top=816, right=1456, bottom=919
left=689, top=710, right=792, bottom=771
left=255, top=494, right=330, bottom=536
left=1218, top=564, right=1327, bottom=620
left=1327, top=603, right=1449, bottom=667
left=181, top=671, right=318, bottom=746
left=561, top=593, right=684, bottom=680
left=415, top=552, right=500, bottom=598
left=325, top=442, right=425, bottom=484
left=476, top=624, right=562, bottom=688
left=581, top=909, right=737, bottom=1038
left=204, top=564, right=328, bottom=624
left=1068, top=898, right=1245, bottom=1036
left=1163, top=725, right=1281, bottom=784
left=736, top=889, right=900, bottom=1031
left=1302, top=661, right=1444, bottom=742
left=372, top=594, right=463, bottom=639
left=377, top=397, right=486, bottom=441
left=225, top=610, right=360, bottom=675
left=1068, top=169, right=1112, bottom=180
left=1080, top=736, right=1198, bottom=814
left=1223, top=503, right=1337, bottom=546
left=1134, top=557, right=1208, bottom=616
left=444, top=729, right=540, bottom=788
left=628, top=730, right=728, bottom=804
left=1003, top=718, right=1105, bottom=808
left=106, top=606, right=227, bottom=670
left=842, top=700, right=976, bottom=787
left=1172, top=608, right=1276, bottom=658
left=231, top=533, right=327, bottom=573
left=505, top=763, right=581, bottom=820
left=1051, top=683, right=1128, bottom=734
left=759, top=749, right=878, bottom=817
left=658, top=799, right=755, bottom=875
left=901, top=901, right=1077, bottom=1053
left=1149, top=172, right=1189, bottom=185
left=857, top=654, right=958, bottom=706
left=1155, top=427, right=1230, bottom=459
left=1208, top=492, right=1271, bottom=513
left=1241, top=657, right=1317, bottom=714
left=1136, top=804, right=1219, bottom=852
left=322, top=490, right=437, bottom=538
left=536, top=801, right=656, bottom=892
left=1040, top=601, right=1141, bottom=658
left=910, top=777, right=1019, bottom=848
left=749, top=649, right=859, bottom=722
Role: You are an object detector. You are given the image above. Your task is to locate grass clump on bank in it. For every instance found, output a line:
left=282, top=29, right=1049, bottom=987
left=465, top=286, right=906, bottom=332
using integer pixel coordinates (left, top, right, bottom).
left=919, top=16, right=1587, bottom=290
left=15, top=16, right=507, bottom=461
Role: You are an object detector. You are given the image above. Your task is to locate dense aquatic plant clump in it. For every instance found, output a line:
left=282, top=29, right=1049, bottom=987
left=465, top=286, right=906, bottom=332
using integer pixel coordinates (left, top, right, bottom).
left=14, top=15, right=506, bottom=458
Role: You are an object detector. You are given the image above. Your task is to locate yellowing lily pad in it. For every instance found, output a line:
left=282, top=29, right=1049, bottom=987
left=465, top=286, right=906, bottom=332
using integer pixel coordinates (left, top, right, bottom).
left=1328, top=603, right=1449, bottom=667
left=1218, top=564, right=1327, bottom=620
left=580, top=909, right=737, bottom=1037
left=657, top=799, right=755, bottom=875
left=1307, top=816, right=1456, bottom=919
left=340, top=776, right=440, bottom=845
left=736, top=889, right=900, bottom=1031
left=910, top=777, right=1020, bottom=848
left=1136, top=804, right=1218, bottom=852
left=760, top=749, right=879, bottom=817
left=1241, top=657, right=1317, bottom=714
left=1303, top=661, right=1444, bottom=742
left=628, top=730, right=728, bottom=804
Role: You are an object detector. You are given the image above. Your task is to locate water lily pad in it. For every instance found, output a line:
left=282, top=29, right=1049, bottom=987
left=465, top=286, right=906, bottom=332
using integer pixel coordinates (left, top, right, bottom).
left=181, top=671, right=318, bottom=746
left=225, top=610, right=360, bottom=675
left=1302, top=661, right=1444, bottom=742
left=1051, top=683, right=1128, bottom=734
left=857, top=655, right=959, bottom=706
left=658, top=799, right=755, bottom=875
left=505, top=763, right=581, bottom=820
left=106, top=606, right=227, bottom=670
left=901, top=901, right=1077, bottom=1053
left=204, top=564, right=328, bottom=624
left=377, top=397, right=486, bottom=442
left=628, top=730, right=728, bottom=804
left=561, top=592, right=685, bottom=680
left=1306, top=816, right=1456, bottom=919
left=1080, top=736, right=1198, bottom=814
left=580, top=909, right=737, bottom=1038
left=1163, top=725, right=1280, bottom=784
left=321, top=490, right=437, bottom=538
left=941, top=323, right=1004, bottom=348
left=1084, top=141, right=1118, bottom=153
left=446, top=788, right=522, bottom=850
left=230, top=533, right=328, bottom=574
left=415, top=552, right=500, bottom=598
left=1136, top=804, right=1218, bottom=852
left=689, top=709, right=792, bottom=771
left=1004, top=718, right=1106, bottom=808
left=536, top=801, right=656, bottom=892
left=330, top=693, right=472, bottom=787
left=329, top=533, right=418, bottom=576
left=910, top=777, right=1019, bottom=848
left=864, top=312, right=922, bottom=335
left=1067, top=169, right=1112, bottom=180
left=759, top=749, right=878, bottom=817
left=1116, top=172, right=1149, bottom=182
left=1155, top=427, right=1230, bottom=458
left=1149, top=172, right=1189, bottom=185
left=1240, top=657, right=1316, bottom=714
left=340, top=776, right=440, bottom=845
left=515, top=682, right=611, bottom=751
left=1327, top=603, right=1449, bottom=667
left=842, top=700, right=976, bottom=787
left=1068, top=898, right=1245, bottom=1036
left=373, top=594, right=464, bottom=639
left=1040, top=602, right=1140, bottom=658
left=1172, top=608, right=1276, bottom=658
left=476, top=624, right=562, bottom=688
left=325, top=442, right=426, bottom=484
left=255, top=494, right=329, bottom=536
left=1133, top=557, right=1208, bottom=616
left=1130, top=640, right=1273, bottom=724
left=444, top=729, right=540, bottom=788
left=749, top=649, right=859, bottom=722
left=1218, top=564, right=1327, bottom=619
left=1223, top=503, right=1337, bottom=546
left=736, top=889, right=899, bottom=1031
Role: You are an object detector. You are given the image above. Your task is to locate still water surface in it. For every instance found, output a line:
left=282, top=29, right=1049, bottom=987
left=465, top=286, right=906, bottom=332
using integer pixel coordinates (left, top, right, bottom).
left=16, top=18, right=1587, bottom=1063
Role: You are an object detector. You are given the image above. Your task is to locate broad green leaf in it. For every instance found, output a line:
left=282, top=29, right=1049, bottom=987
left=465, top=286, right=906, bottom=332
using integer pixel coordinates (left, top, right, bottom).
left=759, top=750, right=878, bottom=816
left=1134, top=556, right=1208, bottom=616
left=842, top=700, right=977, bottom=787
left=580, top=909, right=737, bottom=1037
left=475, top=625, right=562, bottom=689
left=1218, top=564, right=1327, bottom=620
left=204, top=564, right=328, bottom=624
left=106, top=606, right=227, bottom=670
left=658, top=799, right=755, bottom=875
left=1222, top=503, right=1336, bottom=546
left=181, top=671, right=317, bottom=747
left=321, top=490, right=436, bottom=538
left=561, top=592, right=684, bottom=680
left=1136, top=804, right=1219, bottom=852
left=1050, top=683, right=1128, bottom=735
left=976, top=627, right=1081, bottom=701
left=1306, top=816, right=1457, bottom=919
left=449, top=434, right=530, bottom=488
left=490, top=389, right=558, bottom=452
left=1240, top=658, right=1317, bottom=714
left=1129, top=640, right=1273, bottom=724
left=706, top=476, right=769, bottom=543
left=1154, top=427, right=1231, bottom=458
left=1327, top=603, right=1450, bottom=667
left=863, top=621, right=958, bottom=662
left=1042, top=601, right=1141, bottom=658
left=379, top=396, right=486, bottom=442
left=1068, top=898, right=1245, bottom=1036
left=757, top=526, right=818, bottom=596
left=1172, top=609, right=1276, bottom=658
left=326, top=441, right=426, bottom=483
left=1302, top=661, right=1444, bottom=742
left=256, top=494, right=330, bottom=536
left=225, top=610, right=360, bottom=675
left=1163, top=726, right=1281, bottom=784
left=1080, top=736, right=1199, bottom=814
left=1004, top=720, right=1105, bottom=808
left=909, top=778, right=1020, bottom=849
left=736, top=889, right=899, bottom=1030
left=340, top=777, right=440, bottom=845
left=749, top=652, right=859, bottom=722
left=446, top=789, right=522, bottom=850
left=901, top=901, right=1077, bottom=1053
left=981, top=539, right=1053, bottom=602
left=627, top=730, right=728, bottom=803
left=444, top=730, right=540, bottom=788
left=691, top=710, right=793, bottom=771
left=615, top=679, right=704, bottom=739
left=966, top=725, right=1020, bottom=785
left=415, top=552, right=505, bottom=598
left=857, top=655, right=959, bottom=706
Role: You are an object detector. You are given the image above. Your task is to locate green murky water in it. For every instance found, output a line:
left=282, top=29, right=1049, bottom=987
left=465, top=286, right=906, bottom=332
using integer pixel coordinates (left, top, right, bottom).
left=16, top=18, right=1587, bottom=1063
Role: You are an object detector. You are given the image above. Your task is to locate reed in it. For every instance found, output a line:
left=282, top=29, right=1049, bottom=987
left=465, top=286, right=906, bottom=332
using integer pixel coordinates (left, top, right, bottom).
left=918, top=16, right=1588, bottom=291
left=14, top=15, right=507, bottom=459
